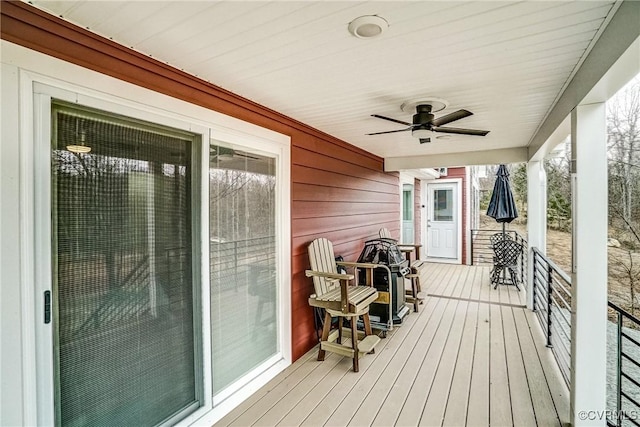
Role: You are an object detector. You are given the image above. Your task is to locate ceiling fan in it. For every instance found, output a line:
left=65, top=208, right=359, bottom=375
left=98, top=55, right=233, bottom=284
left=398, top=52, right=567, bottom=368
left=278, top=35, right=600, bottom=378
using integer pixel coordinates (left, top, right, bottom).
left=210, top=146, right=261, bottom=161
left=367, top=100, right=489, bottom=143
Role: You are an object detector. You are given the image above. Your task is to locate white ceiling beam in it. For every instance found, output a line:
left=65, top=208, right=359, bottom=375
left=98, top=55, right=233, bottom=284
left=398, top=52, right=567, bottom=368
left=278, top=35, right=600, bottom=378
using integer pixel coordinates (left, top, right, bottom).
left=527, top=0, right=640, bottom=161
left=384, top=147, right=528, bottom=171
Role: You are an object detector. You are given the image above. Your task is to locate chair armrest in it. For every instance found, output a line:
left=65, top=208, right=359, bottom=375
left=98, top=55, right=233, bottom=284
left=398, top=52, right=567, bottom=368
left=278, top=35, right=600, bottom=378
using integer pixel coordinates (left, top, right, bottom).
left=397, top=244, right=422, bottom=249
left=336, top=261, right=381, bottom=270
left=305, top=270, right=354, bottom=281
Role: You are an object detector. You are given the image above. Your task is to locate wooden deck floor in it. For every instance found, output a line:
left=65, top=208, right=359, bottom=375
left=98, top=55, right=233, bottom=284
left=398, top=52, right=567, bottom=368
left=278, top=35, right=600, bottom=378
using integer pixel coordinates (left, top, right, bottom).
left=215, top=263, right=570, bottom=427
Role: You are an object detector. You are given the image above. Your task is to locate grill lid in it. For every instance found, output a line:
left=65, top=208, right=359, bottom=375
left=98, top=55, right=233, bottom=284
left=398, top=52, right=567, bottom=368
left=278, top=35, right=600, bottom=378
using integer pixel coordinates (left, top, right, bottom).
left=357, top=238, right=406, bottom=265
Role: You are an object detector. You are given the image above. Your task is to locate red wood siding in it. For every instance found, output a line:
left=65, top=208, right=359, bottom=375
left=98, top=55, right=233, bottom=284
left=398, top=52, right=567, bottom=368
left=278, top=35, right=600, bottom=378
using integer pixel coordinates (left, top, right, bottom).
left=1, top=2, right=400, bottom=361
left=439, top=167, right=467, bottom=264
left=292, top=147, right=399, bottom=356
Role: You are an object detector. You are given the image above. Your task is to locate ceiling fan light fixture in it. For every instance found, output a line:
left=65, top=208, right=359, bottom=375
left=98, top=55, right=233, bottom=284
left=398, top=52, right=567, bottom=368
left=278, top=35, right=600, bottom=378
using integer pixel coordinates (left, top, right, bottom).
left=66, top=132, right=91, bottom=153
left=66, top=144, right=92, bottom=154
left=348, top=15, right=388, bottom=39
left=411, top=128, right=431, bottom=139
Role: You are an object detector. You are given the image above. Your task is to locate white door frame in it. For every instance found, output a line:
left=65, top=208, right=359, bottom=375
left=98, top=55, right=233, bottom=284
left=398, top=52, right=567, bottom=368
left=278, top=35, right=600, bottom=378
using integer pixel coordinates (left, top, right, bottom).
left=422, top=178, right=463, bottom=264
left=11, top=46, right=291, bottom=427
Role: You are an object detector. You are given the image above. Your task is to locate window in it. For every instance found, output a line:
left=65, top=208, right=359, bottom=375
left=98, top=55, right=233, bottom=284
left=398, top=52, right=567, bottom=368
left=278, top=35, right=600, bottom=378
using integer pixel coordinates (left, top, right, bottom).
left=403, top=186, right=413, bottom=221
left=433, top=188, right=454, bottom=221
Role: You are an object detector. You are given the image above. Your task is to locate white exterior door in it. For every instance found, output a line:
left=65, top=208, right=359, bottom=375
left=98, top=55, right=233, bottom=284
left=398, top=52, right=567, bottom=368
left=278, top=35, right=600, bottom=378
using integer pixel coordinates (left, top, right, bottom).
left=427, top=182, right=458, bottom=259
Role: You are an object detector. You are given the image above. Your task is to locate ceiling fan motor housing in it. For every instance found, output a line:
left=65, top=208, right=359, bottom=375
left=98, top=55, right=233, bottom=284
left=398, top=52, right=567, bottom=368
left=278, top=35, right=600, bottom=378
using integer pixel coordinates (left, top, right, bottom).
left=413, top=104, right=434, bottom=128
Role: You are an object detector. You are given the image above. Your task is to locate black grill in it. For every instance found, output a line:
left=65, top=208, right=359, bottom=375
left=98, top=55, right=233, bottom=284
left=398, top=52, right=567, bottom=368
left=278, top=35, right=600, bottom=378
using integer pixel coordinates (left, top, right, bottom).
left=357, top=238, right=410, bottom=325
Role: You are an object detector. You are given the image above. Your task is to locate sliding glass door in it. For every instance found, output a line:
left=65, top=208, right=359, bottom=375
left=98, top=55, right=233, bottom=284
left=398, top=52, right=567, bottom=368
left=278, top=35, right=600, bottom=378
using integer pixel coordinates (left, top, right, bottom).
left=50, top=102, right=200, bottom=426
left=209, top=143, right=278, bottom=396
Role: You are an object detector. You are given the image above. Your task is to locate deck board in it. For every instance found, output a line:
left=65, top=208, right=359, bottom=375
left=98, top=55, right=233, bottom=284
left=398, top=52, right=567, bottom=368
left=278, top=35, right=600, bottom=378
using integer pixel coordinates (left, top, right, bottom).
left=502, top=306, right=537, bottom=426
left=441, top=300, right=479, bottom=426
left=394, top=297, right=459, bottom=426
left=329, top=291, right=446, bottom=426
left=214, top=263, right=569, bottom=427
left=371, top=296, right=455, bottom=426
left=418, top=299, right=469, bottom=425
left=466, top=295, right=490, bottom=426
left=489, top=303, right=513, bottom=426
left=512, top=308, right=563, bottom=427
left=299, top=308, right=423, bottom=426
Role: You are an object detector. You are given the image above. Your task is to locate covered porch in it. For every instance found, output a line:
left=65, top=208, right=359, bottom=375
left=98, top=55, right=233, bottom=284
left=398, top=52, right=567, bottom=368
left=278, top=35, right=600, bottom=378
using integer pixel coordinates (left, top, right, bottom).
left=215, top=263, right=569, bottom=427
left=1, top=1, right=639, bottom=426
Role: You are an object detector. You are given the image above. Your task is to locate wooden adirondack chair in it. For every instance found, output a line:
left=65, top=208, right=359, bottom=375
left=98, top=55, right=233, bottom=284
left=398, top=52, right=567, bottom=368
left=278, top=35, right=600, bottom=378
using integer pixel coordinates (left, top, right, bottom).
left=378, top=228, right=425, bottom=312
left=306, top=238, right=381, bottom=372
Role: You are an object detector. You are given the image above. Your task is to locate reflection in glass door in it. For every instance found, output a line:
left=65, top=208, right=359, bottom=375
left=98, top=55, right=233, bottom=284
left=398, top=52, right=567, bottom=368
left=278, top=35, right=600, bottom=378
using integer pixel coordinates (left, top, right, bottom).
left=50, top=102, right=200, bottom=426
left=209, top=143, right=278, bottom=396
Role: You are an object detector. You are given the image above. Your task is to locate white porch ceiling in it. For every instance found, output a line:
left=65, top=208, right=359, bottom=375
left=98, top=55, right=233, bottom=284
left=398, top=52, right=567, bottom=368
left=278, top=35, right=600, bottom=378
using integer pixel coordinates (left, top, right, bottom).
left=30, top=1, right=621, bottom=166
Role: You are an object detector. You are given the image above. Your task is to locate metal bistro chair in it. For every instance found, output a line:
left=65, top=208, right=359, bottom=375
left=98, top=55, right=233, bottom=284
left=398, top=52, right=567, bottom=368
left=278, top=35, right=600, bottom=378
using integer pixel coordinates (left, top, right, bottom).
left=490, top=239, right=523, bottom=290
left=489, top=232, right=512, bottom=278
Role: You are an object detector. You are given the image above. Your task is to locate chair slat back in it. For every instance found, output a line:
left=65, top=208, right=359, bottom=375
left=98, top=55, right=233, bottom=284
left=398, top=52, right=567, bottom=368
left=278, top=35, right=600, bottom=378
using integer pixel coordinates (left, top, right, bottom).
left=494, top=239, right=523, bottom=265
left=308, top=238, right=339, bottom=296
left=490, top=232, right=512, bottom=247
left=379, top=228, right=393, bottom=239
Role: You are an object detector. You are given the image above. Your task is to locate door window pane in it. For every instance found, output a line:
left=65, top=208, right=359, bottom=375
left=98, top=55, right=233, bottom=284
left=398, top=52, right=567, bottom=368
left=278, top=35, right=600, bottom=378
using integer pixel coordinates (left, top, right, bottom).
left=403, top=187, right=413, bottom=221
left=209, top=144, right=277, bottom=394
left=433, top=189, right=453, bottom=221
left=52, top=102, right=199, bottom=426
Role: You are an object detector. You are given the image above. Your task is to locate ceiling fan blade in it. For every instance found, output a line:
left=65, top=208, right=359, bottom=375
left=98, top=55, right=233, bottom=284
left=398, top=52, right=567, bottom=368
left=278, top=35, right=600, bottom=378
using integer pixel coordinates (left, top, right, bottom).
left=431, top=109, right=473, bottom=127
left=432, top=126, right=489, bottom=136
left=419, top=138, right=431, bottom=144
left=371, top=114, right=412, bottom=126
left=366, top=128, right=412, bottom=136
left=235, top=152, right=260, bottom=160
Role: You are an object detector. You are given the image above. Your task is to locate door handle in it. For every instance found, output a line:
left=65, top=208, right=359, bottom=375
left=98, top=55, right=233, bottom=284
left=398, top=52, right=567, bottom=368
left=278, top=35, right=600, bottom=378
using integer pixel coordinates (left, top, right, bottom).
left=44, top=290, right=51, bottom=324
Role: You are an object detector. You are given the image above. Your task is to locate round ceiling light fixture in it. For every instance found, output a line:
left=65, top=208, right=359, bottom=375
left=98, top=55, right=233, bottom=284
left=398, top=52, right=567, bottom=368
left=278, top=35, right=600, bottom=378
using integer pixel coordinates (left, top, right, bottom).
left=348, top=15, right=388, bottom=39
left=66, top=132, right=91, bottom=154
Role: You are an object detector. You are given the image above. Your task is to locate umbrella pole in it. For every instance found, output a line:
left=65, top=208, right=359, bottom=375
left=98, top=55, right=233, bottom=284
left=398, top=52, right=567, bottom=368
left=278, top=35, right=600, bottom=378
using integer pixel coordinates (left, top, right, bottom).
left=502, top=222, right=506, bottom=285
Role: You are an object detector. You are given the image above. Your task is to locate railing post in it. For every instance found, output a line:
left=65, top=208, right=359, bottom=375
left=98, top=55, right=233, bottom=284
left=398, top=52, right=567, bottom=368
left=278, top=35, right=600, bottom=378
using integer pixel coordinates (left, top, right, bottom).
left=546, top=262, right=553, bottom=348
left=616, top=310, right=622, bottom=427
left=519, top=235, right=525, bottom=285
left=470, top=230, right=474, bottom=266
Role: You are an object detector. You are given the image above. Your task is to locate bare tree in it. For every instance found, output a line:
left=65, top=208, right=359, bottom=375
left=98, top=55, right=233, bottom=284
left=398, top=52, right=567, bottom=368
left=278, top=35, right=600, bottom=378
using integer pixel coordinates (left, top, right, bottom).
left=608, top=77, right=640, bottom=227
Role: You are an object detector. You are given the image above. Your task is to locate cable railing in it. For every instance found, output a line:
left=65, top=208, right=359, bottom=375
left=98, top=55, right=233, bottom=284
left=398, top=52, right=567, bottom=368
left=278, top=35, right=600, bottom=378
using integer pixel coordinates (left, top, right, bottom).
left=608, top=302, right=640, bottom=427
left=209, top=236, right=276, bottom=291
left=532, top=247, right=572, bottom=387
left=470, top=228, right=528, bottom=290
left=474, top=229, right=640, bottom=422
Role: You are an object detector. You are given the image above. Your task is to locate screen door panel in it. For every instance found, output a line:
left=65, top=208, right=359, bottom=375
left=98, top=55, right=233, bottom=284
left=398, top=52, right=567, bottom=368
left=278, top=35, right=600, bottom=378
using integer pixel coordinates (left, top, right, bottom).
left=51, top=103, right=198, bottom=426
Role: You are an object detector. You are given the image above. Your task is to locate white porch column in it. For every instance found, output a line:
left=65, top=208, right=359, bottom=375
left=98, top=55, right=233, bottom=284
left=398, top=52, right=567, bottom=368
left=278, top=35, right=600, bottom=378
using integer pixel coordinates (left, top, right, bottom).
left=570, top=102, right=608, bottom=426
left=526, top=160, right=546, bottom=310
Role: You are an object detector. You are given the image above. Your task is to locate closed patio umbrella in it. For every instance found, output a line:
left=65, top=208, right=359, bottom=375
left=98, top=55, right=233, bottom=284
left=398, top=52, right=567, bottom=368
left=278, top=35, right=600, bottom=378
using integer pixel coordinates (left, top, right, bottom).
left=486, top=164, right=518, bottom=235
left=486, top=164, right=520, bottom=288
